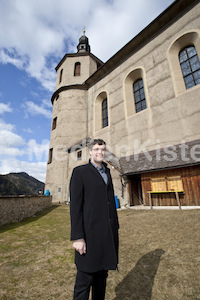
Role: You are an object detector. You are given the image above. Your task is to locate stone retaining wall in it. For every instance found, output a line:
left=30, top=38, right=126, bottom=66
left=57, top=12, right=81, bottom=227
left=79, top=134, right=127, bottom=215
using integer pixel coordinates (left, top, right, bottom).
left=0, top=195, right=52, bottom=226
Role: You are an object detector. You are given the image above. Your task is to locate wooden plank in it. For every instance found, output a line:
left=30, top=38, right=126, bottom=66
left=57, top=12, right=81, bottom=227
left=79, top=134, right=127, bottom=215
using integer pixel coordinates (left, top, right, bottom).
left=147, top=191, right=184, bottom=193
left=191, top=170, right=200, bottom=206
left=175, top=191, right=181, bottom=209
left=194, top=171, right=200, bottom=205
left=141, top=174, right=151, bottom=206
left=167, top=176, right=183, bottom=191
left=149, top=193, right=152, bottom=209
left=181, top=168, right=190, bottom=205
left=127, top=179, right=132, bottom=206
left=147, top=191, right=184, bottom=207
left=151, top=177, right=167, bottom=192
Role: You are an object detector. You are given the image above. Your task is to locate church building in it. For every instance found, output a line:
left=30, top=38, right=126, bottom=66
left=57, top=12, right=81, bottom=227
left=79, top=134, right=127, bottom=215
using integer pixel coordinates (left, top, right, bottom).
left=45, top=0, right=200, bottom=208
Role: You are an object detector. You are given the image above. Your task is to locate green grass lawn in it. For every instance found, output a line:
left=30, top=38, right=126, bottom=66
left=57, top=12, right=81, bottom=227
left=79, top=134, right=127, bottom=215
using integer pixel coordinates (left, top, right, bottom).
left=0, top=205, right=199, bottom=299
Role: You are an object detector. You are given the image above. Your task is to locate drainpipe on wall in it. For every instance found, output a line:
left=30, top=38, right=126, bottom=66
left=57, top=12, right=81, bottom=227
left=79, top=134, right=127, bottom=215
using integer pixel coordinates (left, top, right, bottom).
left=120, top=174, right=128, bottom=198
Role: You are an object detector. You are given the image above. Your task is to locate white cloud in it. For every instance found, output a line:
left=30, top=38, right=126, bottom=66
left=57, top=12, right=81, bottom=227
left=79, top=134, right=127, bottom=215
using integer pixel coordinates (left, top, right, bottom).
left=0, top=118, right=24, bottom=158
left=23, top=128, right=33, bottom=133
left=30, top=91, right=40, bottom=98
left=87, top=0, right=175, bottom=60
left=0, top=129, right=25, bottom=148
left=0, top=158, right=47, bottom=182
left=0, top=48, right=27, bottom=70
left=0, top=102, right=12, bottom=114
left=0, top=126, right=25, bottom=157
left=42, top=98, right=52, bottom=108
left=0, top=119, right=25, bottom=149
left=0, top=104, right=49, bottom=182
left=0, top=146, right=24, bottom=157
left=0, top=119, right=49, bottom=164
left=0, top=0, right=174, bottom=91
left=0, top=119, right=15, bottom=131
left=23, top=101, right=52, bottom=119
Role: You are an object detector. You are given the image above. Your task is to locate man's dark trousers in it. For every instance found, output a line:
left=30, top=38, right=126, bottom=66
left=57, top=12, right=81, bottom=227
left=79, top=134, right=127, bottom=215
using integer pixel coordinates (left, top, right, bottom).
left=73, top=270, right=108, bottom=300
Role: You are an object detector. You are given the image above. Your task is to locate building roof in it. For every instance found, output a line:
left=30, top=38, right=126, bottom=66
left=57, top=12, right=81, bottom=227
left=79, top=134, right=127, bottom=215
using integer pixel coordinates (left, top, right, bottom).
left=119, top=139, right=200, bottom=175
left=51, top=84, right=88, bottom=104
left=55, top=51, right=104, bottom=72
left=85, top=0, right=199, bottom=87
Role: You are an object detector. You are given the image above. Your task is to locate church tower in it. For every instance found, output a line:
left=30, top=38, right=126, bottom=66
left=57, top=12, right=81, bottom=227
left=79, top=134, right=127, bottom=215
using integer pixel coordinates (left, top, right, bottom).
left=45, top=32, right=103, bottom=202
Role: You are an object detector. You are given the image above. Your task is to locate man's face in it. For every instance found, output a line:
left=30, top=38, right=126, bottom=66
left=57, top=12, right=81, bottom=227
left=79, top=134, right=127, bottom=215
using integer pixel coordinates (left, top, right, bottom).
left=90, top=143, right=106, bottom=164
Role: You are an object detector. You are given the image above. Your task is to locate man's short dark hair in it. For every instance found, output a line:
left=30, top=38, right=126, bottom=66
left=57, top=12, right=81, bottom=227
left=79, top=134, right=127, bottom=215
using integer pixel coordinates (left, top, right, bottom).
left=89, top=139, right=106, bottom=150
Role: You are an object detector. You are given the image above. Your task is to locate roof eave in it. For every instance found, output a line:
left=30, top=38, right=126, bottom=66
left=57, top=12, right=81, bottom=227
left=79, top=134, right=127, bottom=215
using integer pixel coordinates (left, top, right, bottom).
left=85, top=0, right=199, bottom=87
left=55, top=52, right=104, bottom=72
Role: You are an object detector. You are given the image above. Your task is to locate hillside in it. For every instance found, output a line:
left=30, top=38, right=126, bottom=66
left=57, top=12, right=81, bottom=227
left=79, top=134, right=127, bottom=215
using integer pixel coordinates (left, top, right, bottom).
left=0, top=172, right=44, bottom=196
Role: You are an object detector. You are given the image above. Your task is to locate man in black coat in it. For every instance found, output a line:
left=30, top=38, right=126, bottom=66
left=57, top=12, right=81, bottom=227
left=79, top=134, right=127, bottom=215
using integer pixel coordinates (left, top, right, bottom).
left=70, top=139, right=119, bottom=300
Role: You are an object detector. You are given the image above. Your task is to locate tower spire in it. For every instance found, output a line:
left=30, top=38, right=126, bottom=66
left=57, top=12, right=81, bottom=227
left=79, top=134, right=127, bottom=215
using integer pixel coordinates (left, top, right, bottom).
left=77, top=29, right=91, bottom=53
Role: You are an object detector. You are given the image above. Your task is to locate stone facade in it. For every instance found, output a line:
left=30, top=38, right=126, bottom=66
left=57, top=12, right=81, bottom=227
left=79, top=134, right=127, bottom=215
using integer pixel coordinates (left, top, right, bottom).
left=45, top=0, right=200, bottom=206
left=0, top=195, right=52, bottom=226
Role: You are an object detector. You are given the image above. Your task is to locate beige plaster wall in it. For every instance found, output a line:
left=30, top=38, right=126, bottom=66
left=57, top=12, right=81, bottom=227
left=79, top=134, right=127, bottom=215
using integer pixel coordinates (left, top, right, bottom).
left=50, top=89, right=87, bottom=148
left=45, top=88, right=87, bottom=202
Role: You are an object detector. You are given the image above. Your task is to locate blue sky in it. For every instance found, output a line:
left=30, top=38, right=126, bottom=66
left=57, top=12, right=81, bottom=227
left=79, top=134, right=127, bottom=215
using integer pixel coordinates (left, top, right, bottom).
left=0, top=0, right=174, bottom=182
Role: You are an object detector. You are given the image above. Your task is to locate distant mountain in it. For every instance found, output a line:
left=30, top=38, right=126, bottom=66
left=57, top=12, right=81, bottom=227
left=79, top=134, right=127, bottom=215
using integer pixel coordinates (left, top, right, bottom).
left=0, top=172, right=45, bottom=196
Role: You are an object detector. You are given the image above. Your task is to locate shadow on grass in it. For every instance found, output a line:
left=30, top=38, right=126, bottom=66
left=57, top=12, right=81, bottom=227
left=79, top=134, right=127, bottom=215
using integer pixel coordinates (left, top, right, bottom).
left=0, top=204, right=60, bottom=233
left=114, top=249, right=165, bottom=300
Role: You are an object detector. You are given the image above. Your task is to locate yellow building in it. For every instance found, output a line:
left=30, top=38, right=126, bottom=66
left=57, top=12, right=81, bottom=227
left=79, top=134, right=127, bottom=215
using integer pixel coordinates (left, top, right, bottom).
left=45, top=0, right=200, bottom=208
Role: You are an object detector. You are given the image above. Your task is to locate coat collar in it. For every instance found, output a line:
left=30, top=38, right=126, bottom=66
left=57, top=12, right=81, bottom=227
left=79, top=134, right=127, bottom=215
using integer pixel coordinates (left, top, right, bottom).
left=88, top=159, right=110, bottom=186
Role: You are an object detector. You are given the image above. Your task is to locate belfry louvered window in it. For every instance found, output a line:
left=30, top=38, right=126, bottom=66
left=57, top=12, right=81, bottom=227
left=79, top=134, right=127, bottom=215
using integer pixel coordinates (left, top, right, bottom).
left=133, top=78, right=147, bottom=113
left=179, top=45, right=200, bottom=89
left=59, top=69, right=63, bottom=83
left=74, top=62, right=81, bottom=76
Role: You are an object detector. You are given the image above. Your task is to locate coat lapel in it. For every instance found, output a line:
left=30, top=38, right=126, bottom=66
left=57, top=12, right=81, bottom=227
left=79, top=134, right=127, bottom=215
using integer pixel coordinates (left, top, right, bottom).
left=88, top=160, right=110, bottom=186
left=88, top=162, right=104, bottom=182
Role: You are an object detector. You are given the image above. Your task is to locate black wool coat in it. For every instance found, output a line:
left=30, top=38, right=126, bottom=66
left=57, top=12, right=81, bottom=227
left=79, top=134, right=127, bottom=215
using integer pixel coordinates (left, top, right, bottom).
left=70, top=160, right=119, bottom=273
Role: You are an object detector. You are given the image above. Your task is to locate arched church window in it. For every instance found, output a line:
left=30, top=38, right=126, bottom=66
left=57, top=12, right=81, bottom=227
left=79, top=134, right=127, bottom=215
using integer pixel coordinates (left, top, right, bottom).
left=74, top=62, right=81, bottom=76
left=95, top=91, right=109, bottom=131
left=102, top=98, right=108, bottom=128
left=59, top=69, right=63, bottom=83
left=133, top=78, right=147, bottom=113
left=179, top=45, right=200, bottom=89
